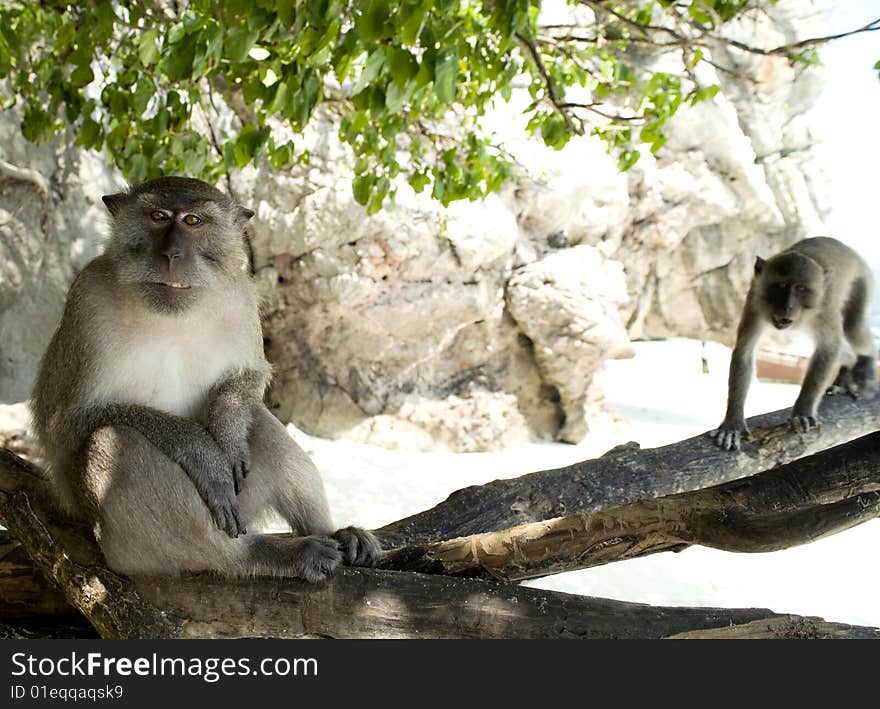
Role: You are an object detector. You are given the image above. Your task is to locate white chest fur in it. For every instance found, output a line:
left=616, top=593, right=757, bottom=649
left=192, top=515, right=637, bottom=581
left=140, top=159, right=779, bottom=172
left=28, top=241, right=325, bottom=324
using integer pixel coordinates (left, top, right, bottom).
left=87, top=301, right=256, bottom=418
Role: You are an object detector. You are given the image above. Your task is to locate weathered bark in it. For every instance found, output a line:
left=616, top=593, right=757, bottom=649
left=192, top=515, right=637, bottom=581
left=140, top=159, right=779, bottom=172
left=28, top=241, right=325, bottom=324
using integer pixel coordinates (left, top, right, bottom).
left=0, top=530, right=77, bottom=619
left=131, top=568, right=879, bottom=639
left=381, top=433, right=880, bottom=580
left=375, top=395, right=880, bottom=548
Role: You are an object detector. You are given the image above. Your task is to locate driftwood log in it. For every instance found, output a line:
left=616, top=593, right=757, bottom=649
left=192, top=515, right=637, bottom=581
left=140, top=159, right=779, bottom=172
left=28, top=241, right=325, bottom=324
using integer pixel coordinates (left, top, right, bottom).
left=1, top=395, right=879, bottom=639
left=376, top=393, right=880, bottom=548
left=380, top=432, right=880, bottom=580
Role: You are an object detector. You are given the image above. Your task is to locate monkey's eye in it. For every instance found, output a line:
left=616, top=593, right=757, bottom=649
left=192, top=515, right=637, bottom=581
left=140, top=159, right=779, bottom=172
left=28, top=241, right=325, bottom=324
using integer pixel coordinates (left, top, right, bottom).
left=795, top=285, right=810, bottom=294
left=183, top=214, right=202, bottom=226
left=150, top=210, right=171, bottom=222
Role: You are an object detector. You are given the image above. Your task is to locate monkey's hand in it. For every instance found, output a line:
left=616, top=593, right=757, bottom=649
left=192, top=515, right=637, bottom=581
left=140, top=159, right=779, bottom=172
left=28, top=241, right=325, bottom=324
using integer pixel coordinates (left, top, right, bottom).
left=184, top=434, right=246, bottom=538
left=332, top=526, right=382, bottom=567
left=207, top=413, right=252, bottom=496
left=709, top=419, right=750, bottom=451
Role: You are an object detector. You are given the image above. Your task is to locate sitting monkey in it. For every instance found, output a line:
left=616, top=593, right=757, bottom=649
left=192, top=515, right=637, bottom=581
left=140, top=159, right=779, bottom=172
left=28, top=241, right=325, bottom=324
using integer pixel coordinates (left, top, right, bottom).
left=711, top=237, right=877, bottom=451
left=32, top=176, right=379, bottom=580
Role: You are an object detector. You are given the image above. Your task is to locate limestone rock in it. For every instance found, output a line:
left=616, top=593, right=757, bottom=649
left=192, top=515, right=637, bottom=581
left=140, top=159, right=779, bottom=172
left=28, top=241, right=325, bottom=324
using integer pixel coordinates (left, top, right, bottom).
left=507, top=246, right=634, bottom=442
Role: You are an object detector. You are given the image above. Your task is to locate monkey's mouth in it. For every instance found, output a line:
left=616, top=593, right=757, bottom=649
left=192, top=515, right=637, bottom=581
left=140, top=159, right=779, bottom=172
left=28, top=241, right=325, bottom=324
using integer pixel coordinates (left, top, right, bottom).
left=148, top=281, right=192, bottom=290
left=772, top=316, right=793, bottom=330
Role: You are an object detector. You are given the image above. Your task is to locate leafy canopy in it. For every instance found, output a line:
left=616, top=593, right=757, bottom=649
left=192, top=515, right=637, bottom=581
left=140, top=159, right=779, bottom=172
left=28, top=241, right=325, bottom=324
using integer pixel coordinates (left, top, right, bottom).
left=0, top=0, right=829, bottom=213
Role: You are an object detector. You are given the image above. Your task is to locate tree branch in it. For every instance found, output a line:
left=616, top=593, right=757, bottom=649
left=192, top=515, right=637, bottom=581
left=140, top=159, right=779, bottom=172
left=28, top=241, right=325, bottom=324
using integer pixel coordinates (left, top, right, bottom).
left=375, top=395, right=880, bottom=548
left=380, top=432, right=880, bottom=581
left=515, top=31, right=584, bottom=135
left=0, top=479, right=875, bottom=639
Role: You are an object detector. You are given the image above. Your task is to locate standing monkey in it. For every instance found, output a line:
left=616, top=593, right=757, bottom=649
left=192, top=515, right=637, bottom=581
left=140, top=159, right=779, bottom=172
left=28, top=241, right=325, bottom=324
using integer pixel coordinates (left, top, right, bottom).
left=32, top=177, right=380, bottom=580
left=711, top=237, right=877, bottom=451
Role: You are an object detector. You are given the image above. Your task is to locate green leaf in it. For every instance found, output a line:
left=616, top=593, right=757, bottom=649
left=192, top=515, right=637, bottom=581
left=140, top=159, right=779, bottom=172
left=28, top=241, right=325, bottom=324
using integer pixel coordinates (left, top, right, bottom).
left=276, top=0, right=296, bottom=27
left=138, top=30, right=160, bottom=66
left=233, top=124, right=269, bottom=167
left=225, top=25, right=259, bottom=63
left=127, top=154, right=150, bottom=180
left=400, top=2, right=429, bottom=45
left=352, top=174, right=373, bottom=205
left=160, top=35, right=196, bottom=80
left=168, top=22, right=188, bottom=45
left=385, top=80, right=409, bottom=113
left=434, top=46, right=458, bottom=103
left=389, top=48, right=419, bottom=90
left=70, top=63, right=93, bottom=88
left=617, top=149, right=640, bottom=171
left=76, top=116, right=102, bottom=149
left=355, top=0, right=392, bottom=42
left=352, top=48, right=386, bottom=95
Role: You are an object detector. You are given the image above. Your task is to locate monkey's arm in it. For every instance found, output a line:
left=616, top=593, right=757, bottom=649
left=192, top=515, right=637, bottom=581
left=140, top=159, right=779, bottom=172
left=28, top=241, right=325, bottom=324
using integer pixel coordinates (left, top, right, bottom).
left=204, top=368, right=270, bottom=494
left=711, top=308, right=763, bottom=451
left=71, top=403, right=245, bottom=538
left=791, top=324, right=842, bottom=432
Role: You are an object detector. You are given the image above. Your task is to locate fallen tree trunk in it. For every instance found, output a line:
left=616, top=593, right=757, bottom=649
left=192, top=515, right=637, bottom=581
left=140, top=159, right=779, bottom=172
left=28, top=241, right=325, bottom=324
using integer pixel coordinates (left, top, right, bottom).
left=381, top=433, right=880, bottom=580
left=130, top=568, right=880, bottom=639
left=0, top=464, right=877, bottom=639
left=375, top=395, right=880, bottom=548
left=2, top=398, right=879, bottom=638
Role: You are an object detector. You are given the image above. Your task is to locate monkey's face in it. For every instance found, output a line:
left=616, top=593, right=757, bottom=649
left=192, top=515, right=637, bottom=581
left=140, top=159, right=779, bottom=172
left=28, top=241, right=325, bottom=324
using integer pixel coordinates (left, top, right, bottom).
left=757, top=253, right=825, bottom=330
left=102, top=177, right=254, bottom=313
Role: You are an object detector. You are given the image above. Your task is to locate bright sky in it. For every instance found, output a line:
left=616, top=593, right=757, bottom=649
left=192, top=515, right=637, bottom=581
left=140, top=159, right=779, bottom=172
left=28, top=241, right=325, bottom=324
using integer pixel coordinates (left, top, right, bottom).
left=814, top=1, right=880, bottom=269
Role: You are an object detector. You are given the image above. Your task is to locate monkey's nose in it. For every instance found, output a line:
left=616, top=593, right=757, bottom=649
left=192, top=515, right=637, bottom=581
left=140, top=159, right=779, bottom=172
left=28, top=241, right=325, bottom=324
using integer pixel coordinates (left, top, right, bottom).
left=773, top=317, right=793, bottom=329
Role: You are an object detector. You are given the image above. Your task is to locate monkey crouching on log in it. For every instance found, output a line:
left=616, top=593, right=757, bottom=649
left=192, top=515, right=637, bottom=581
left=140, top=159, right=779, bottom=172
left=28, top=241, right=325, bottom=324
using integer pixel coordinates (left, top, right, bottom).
left=31, top=177, right=380, bottom=580
left=711, top=237, right=877, bottom=451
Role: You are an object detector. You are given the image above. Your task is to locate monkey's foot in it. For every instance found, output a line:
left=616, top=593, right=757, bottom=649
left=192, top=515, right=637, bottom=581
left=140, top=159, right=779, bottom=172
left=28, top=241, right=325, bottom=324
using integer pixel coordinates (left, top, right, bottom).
left=291, top=535, right=343, bottom=583
left=789, top=414, right=819, bottom=433
left=826, top=365, right=854, bottom=397
left=850, top=373, right=878, bottom=401
left=709, top=422, right=750, bottom=451
left=851, top=355, right=878, bottom=400
left=333, top=526, right=382, bottom=567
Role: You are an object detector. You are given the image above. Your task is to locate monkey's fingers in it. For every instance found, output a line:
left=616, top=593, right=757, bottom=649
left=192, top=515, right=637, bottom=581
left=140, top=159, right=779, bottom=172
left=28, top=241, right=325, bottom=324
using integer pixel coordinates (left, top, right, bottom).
left=709, top=429, right=741, bottom=451
left=208, top=498, right=243, bottom=538
left=333, top=526, right=382, bottom=567
left=231, top=506, right=247, bottom=536
left=789, top=415, right=818, bottom=433
left=232, top=462, right=246, bottom=495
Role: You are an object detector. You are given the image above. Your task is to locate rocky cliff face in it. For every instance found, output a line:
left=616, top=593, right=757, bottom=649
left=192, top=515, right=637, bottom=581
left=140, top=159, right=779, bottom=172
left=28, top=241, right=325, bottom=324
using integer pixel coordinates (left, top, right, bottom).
left=0, top=1, right=829, bottom=450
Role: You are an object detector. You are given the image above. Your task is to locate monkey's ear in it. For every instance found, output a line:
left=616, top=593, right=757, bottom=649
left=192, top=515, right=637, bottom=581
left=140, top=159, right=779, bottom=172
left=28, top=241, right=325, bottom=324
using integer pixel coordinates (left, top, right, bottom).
left=236, top=207, right=255, bottom=224
left=754, top=257, right=766, bottom=276
left=101, top=193, right=127, bottom=216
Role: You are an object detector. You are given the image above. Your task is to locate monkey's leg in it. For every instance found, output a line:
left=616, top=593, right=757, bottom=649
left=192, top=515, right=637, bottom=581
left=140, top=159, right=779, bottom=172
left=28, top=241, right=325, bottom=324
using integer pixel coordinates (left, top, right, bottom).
left=83, top=426, right=342, bottom=580
left=78, top=403, right=243, bottom=538
left=842, top=280, right=878, bottom=399
left=239, top=406, right=381, bottom=567
left=791, top=339, right=842, bottom=432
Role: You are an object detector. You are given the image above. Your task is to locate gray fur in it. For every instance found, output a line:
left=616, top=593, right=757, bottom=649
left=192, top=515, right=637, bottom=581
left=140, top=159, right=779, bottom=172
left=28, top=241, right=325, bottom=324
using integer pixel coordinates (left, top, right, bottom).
left=711, top=237, right=877, bottom=451
left=32, top=177, right=380, bottom=580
